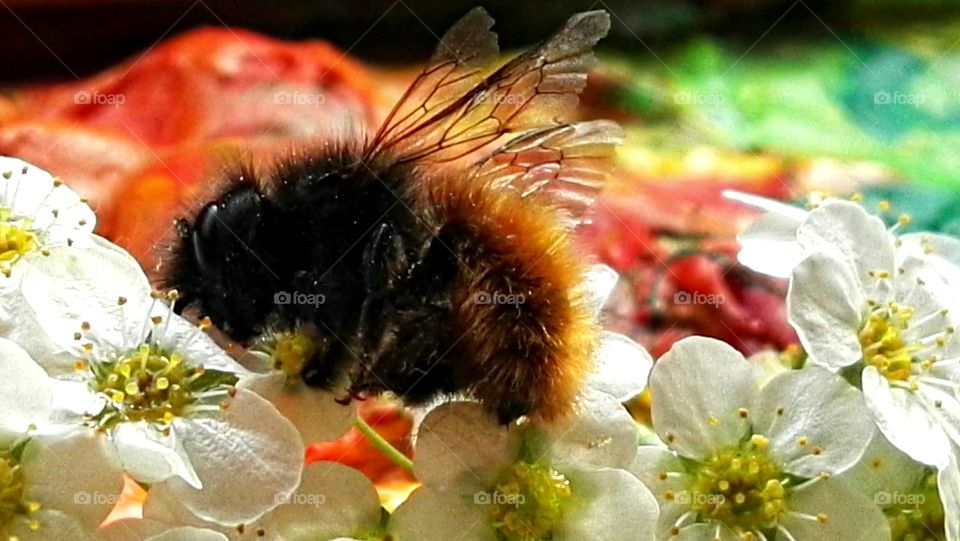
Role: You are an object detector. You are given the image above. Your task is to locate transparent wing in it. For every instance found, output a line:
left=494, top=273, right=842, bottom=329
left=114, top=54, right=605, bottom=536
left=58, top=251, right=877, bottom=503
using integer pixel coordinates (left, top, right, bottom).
left=365, top=10, right=611, bottom=166
left=472, top=120, right=624, bottom=225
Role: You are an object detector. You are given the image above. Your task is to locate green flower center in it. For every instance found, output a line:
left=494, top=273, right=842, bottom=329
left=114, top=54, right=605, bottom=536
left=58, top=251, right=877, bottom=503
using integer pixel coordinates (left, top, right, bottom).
left=886, top=472, right=945, bottom=541
left=486, top=462, right=572, bottom=541
left=0, top=209, right=37, bottom=277
left=0, top=449, right=39, bottom=532
left=859, top=304, right=918, bottom=382
left=88, top=343, right=238, bottom=427
left=684, top=435, right=788, bottom=534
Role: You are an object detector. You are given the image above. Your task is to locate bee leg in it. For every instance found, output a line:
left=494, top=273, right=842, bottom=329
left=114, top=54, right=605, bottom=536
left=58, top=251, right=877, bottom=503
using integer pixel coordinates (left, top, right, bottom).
left=357, top=222, right=408, bottom=343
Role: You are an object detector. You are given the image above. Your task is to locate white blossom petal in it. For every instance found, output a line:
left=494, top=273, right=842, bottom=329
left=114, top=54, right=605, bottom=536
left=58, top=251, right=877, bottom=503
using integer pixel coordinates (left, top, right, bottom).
left=862, top=367, right=951, bottom=467
left=21, top=428, right=124, bottom=530
left=796, top=200, right=896, bottom=285
left=114, top=422, right=201, bottom=488
left=787, top=252, right=865, bottom=370
left=413, top=401, right=521, bottom=493
left=650, top=337, right=759, bottom=460
left=160, top=389, right=304, bottom=525
left=527, top=390, right=639, bottom=471
left=7, top=509, right=98, bottom=541
left=586, top=331, right=652, bottom=402
left=780, top=477, right=890, bottom=540
left=21, top=240, right=152, bottom=354
left=583, top=264, right=619, bottom=315
left=256, top=461, right=382, bottom=541
left=0, top=337, right=52, bottom=432
left=628, top=446, right=693, bottom=535
left=554, top=468, right=658, bottom=541
left=753, top=368, right=873, bottom=477
left=388, top=487, right=496, bottom=541
left=941, top=450, right=960, bottom=541
left=148, top=527, right=230, bottom=541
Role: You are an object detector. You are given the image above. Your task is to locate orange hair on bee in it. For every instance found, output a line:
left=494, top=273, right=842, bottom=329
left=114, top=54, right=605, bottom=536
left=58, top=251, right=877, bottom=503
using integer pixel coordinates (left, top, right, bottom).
left=416, top=172, right=598, bottom=422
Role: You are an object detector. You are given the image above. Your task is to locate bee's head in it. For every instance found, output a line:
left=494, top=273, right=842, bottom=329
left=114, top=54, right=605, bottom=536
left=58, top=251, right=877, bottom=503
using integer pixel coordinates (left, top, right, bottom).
left=166, top=186, right=277, bottom=341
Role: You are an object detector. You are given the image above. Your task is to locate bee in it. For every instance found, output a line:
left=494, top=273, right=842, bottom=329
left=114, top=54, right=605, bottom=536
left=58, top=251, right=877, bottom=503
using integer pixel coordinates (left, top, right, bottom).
left=165, top=7, right=623, bottom=423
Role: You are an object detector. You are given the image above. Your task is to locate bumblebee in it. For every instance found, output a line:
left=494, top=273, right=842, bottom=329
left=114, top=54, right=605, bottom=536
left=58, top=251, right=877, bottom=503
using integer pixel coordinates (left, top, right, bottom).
left=165, top=8, right=622, bottom=423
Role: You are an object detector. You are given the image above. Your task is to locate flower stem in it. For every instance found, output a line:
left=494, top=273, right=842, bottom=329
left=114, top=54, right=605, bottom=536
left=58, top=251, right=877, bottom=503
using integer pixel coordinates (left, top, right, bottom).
left=354, top=417, right=415, bottom=475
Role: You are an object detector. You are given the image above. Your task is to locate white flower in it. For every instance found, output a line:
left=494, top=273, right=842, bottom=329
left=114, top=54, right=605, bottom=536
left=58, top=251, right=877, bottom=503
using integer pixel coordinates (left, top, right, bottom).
left=0, top=156, right=100, bottom=360
left=0, top=425, right=125, bottom=541
left=388, top=332, right=659, bottom=541
left=839, top=432, right=958, bottom=541
left=782, top=201, right=960, bottom=467
left=14, top=241, right=305, bottom=526
left=631, top=336, right=887, bottom=540
left=100, top=460, right=385, bottom=541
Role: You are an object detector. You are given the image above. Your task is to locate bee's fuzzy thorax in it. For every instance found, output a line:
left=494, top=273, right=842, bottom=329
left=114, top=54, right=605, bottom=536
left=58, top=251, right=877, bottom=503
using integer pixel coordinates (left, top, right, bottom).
left=417, top=173, right=598, bottom=422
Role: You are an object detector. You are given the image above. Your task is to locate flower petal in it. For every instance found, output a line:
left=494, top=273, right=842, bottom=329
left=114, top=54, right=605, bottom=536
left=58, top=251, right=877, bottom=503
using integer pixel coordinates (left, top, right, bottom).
left=21, top=240, right=152, bottom=354
left=162, top=389, right=304, bottom=525
left=21, top=428, right=125, bottom=530
left=148, top=528, right=230, bottom=541
left=156, top=314, right=250, bottom=376
left=628, top=446, right=693, bottom=536
left=114, top=421, right=201, bottom=488
left=940, top=449, right=960, bottom=541
left=780, top=477, right=890, bottom=540
left=586, top=331, right=652, bottom=402
left=862, top=367, right=951, bottom=467
left=787, top=252, right=864, bottom=370
left=753, top=368, right=873, bottom=477
left=8, top=509, right=97, bottom=541
left=650, top=337, right=759, bottom=460
left=266, top=382, right=356, bottom=444
left=554, top=468, right=658, bottom=541
left=582, top=264, right=619, bottom=315
left=734, top=198, right=807, bottom=279
left=413, top=401, right=521, bottom=493
left=388, top=487, right=497, bottom=541
left=796, top=199, right=895, bottom=284
left=837, top=431, right=927, bottom=500
left=0, top=336, right=52, bottom=432
left=527, top=389, right=639, bottom=471
left=258, top=461, right=382, bottom=540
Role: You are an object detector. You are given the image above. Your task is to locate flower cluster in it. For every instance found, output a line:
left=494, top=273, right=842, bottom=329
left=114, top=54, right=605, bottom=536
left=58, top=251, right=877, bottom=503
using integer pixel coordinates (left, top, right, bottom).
left=3, top=155, right=960, bottom=541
